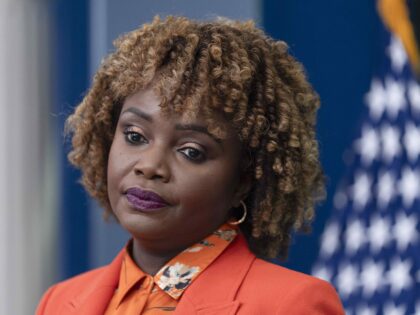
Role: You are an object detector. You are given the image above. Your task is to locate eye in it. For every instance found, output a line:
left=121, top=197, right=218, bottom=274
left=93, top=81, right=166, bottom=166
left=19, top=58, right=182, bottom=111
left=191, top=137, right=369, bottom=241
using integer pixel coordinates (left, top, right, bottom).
left=179, top=147, right=206, bottom=162
left=123, top=127, right=147, bottom=144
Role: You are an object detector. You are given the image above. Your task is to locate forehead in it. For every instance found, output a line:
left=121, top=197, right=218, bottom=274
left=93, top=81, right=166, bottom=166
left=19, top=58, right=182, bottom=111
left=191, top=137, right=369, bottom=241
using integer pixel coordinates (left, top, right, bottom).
left=122, top=87, right=164, bottom=117
left=121, top=86, right=235, bottom=140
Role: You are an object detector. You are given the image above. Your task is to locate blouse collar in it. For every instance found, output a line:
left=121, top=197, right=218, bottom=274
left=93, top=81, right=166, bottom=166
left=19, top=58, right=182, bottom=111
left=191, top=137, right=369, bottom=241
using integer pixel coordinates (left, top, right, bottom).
left=114, top=223, right=238, bottom=305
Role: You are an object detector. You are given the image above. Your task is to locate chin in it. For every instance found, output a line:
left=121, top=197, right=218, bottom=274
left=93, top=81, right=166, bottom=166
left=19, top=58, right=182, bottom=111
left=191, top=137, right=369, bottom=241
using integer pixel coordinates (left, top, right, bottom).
left=116, top=209, right=172, bottom=239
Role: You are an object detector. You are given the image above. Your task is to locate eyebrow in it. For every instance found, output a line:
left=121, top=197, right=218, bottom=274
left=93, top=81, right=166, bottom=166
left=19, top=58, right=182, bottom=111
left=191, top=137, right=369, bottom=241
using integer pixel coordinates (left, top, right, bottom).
left=175, top=124, right=222, bottom=144
left=122, top=107, right=153, bottom=122
left=121, top=107, right=222, bottom=144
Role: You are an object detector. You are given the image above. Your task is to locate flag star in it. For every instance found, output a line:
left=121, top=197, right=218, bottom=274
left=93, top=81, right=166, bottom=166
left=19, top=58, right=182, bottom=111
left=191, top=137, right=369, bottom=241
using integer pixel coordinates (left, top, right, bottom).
left=397, top=167, right=420, bottom=208
left=336, top=263, right=359, bottom=298
left=345, top=219, right=366, bottom=254
left=383, top=302, right=406, bottom=315
left=367, top=215, right=391, bottom=253
left=415, top=301, right=420, bottom=315
left=350, top=172, right=372, bottom=210
left=360, top=259, right=385, bottom=297
left=393, top=211, right=419, bottom=251
left=385, top=77, right=406, bottom=120
left=312, top=265, right=333, bottom=282
left=403, top=122, right=420, bottom=163
left=333, top=190, right=348, bottom=209
left=357, top=305, right=377, bottom=315
left=386, top=257, right=413, bottom=296
left=408, top=80, right=420, bottom=115
left=380, top=124, right=401, bottom=163
left=387, top=36, right=407, bottom=73
left=376, top=171, right=396, bottom=209
left=320, top=221, right=340, bottom=257
left=354, top=125, right=380, bottom=166
left=365, top=78, right=387, bottom=121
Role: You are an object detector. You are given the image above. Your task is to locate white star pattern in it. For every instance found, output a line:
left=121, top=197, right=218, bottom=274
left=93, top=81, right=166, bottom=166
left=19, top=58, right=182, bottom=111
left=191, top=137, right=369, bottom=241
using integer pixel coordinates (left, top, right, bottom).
left=397, top=167, right=420, bottom=208
left=408, top=80, right=420, bottom=115
left=415, top=301, right=420, bottom=315
left=313, top=29, right=419, bottom=313
left=381, top=124, right=401, bottom=163
left=392, top=211, right=419, bottom=251
left=337, top=263, right=359, bottom=298
left=385, top=76, right=406, bottom=120
left=320, top=221, right=340, bottom=257
left=368, top=215, right=391, bottom=253
left=345, top=219, right=366, bottom=254
left=387, top=36, right=407, bottom=73
left=312, top=264, right=332, bottom=282
left=360, top=259, right=385, bottom=297
left=383, top=302, right=406, bottom=315
left=333, top=190, right=348, bottom=209
left=365, top=78, right=387, bottom=121
left=357, top=305, right=377, bottom=315
left=386, top=257, right=413, bottom=296
left=350, top=172, right=372, bottom=210
left=354, top=125, right=380, bottom=166
left=404, top=122, right=420, bottom=163
left=376, top=171, right=396, bottom=209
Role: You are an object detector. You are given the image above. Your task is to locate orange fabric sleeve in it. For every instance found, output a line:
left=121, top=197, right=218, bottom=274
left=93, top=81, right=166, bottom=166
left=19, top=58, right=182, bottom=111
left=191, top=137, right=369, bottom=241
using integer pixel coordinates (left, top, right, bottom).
left=278, top=279, right=345, bottom=315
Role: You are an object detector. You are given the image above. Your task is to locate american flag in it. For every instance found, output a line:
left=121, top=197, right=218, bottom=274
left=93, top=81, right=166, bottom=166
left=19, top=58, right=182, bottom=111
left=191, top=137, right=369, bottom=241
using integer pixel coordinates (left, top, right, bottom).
left=312, top=17, right=420, bottom=315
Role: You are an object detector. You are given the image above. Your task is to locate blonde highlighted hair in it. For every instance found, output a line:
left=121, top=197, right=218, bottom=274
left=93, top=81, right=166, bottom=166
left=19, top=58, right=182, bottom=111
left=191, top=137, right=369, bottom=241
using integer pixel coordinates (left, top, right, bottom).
left=66, top=16, right=325, bottom=259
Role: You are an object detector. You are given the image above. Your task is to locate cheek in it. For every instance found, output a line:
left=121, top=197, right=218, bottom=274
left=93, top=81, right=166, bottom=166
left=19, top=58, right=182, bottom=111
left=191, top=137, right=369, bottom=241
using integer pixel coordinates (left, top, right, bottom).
left=107, top=142, right=119, bottom=184
left=106, top=143, right=118, bottom=205
left=107, top=140, right=130, bottom=202
left=175, top=163, right=239, bottom=213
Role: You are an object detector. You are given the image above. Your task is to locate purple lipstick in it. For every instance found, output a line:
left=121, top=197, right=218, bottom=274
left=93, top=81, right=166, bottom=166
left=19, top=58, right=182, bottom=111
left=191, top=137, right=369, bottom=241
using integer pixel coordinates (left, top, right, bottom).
left=125, top=187, right=169, bottom=212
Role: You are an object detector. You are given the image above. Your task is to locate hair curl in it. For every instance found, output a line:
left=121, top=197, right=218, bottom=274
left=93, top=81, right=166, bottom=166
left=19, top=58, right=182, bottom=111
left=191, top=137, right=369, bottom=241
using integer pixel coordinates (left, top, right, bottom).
left=66, top=16, right=325, bottom=259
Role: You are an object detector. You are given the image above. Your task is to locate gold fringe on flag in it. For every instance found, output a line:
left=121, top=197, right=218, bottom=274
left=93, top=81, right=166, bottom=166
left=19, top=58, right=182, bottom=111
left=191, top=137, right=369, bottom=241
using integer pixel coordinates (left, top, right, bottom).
left=378, top=0, right=420, bottom=75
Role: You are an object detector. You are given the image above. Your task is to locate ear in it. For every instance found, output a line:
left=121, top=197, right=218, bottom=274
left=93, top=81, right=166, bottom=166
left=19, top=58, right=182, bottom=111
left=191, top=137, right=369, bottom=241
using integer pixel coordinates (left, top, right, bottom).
left=232, top=172, right=252, bottom=207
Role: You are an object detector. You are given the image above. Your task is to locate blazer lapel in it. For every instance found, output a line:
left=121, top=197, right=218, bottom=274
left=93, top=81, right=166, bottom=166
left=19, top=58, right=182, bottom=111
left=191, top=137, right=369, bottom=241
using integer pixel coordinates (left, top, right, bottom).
left=174, top=299, right=241, bottom=315
left=57, top=235, right=254, bottom=315
left=174, top=234, right=255, bottom=315
left=61, top=250, right=124, bottom=315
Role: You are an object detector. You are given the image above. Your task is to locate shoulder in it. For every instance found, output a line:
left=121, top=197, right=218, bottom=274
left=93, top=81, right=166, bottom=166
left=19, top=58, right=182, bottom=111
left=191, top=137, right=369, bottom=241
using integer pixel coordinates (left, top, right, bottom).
left=246, top=257, right=327, bottom=286
left=47, top=266, right=108, bottom=293
left=36, top=249, right=126, bottom=314
left=238, top=258, right=345, bottom=314
left=36, top=267, right=107, bottom=314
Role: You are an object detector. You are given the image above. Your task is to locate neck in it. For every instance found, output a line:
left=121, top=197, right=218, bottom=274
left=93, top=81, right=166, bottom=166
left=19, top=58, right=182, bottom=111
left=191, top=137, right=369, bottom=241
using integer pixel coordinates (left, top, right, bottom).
left=130, top=239, right=186, bottom=275
left=129, top=221, right=230, bottom=275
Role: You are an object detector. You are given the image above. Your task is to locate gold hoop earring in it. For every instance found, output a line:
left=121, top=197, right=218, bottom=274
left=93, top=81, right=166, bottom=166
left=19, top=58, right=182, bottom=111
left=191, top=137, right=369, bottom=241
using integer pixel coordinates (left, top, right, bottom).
left=228, top=201, right=247, bottom=225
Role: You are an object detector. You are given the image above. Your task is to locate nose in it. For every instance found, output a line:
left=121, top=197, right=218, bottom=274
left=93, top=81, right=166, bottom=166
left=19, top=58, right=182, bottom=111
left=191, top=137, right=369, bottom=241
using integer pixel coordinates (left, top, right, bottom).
left=133, top=144, right=170, bottom=182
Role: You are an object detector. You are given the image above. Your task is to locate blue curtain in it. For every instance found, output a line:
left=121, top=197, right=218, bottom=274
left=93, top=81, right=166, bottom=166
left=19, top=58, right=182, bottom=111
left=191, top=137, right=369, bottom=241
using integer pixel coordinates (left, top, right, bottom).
left=51, top=0, right=90, bottom=280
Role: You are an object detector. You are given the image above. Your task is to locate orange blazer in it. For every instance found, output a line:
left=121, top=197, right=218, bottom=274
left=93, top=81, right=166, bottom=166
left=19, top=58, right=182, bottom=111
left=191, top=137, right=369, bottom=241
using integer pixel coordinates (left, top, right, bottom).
left=36, top=235, right=345, bottom=314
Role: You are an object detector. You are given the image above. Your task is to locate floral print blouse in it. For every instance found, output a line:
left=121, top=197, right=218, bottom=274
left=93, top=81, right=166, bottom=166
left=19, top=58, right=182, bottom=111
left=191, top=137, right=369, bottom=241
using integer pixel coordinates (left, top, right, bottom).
left=104, top=223, right=238, bottom=314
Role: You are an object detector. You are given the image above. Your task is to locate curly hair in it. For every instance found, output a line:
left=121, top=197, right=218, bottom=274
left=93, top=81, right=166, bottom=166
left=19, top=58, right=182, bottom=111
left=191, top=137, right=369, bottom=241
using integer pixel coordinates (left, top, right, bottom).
left=66, top=16, right=325, bottom=259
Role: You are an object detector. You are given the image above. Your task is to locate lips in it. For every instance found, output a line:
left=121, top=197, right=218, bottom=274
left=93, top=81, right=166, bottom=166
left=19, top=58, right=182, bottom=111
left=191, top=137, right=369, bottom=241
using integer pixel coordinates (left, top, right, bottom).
left=125, top=187, right=169, bottom=211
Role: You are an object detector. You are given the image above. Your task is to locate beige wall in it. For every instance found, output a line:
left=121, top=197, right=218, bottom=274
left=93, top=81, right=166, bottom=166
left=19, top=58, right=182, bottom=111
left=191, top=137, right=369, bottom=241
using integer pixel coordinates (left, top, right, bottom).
left=0, top=1, right=57, bottom=314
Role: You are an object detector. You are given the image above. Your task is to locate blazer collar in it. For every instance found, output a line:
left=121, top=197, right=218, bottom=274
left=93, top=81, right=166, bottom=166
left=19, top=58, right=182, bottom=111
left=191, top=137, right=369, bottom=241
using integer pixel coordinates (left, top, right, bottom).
left=63, top=234, right=255, bottom=315
left=174, top=234, right=255, bottom=315
left=62, top=250, right=124, bottom=314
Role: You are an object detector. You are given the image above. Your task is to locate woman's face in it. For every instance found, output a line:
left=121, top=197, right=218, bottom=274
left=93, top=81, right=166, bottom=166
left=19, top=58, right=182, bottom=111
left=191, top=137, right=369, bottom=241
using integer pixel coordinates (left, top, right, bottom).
left=107, top=86, right=248, bottom=251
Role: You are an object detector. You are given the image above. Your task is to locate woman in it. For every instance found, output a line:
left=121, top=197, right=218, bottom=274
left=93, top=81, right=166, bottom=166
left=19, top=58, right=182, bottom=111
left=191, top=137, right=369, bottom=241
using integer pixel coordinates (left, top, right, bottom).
left=37, top=16, right=345, bottom=314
